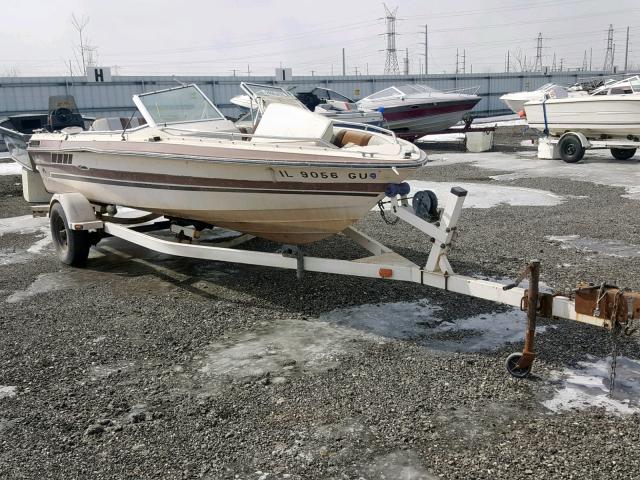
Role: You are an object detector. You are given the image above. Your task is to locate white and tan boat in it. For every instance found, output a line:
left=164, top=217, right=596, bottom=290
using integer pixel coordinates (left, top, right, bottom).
left=523, top=76, right=640, bottom=138
left=22, top=84, right=425, bottom=244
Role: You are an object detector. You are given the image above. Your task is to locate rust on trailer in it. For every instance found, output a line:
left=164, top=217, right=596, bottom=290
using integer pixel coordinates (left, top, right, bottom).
left=574, top=283, right=640, bottom=325
left=516, top=260, right=540, bottom=370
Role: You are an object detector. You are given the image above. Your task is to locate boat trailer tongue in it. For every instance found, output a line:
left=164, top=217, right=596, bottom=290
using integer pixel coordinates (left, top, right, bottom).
left=42, top=187, right=640, bottom=379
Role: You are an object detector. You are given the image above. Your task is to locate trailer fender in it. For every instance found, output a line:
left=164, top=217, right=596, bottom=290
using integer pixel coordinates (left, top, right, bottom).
left=50, top=193, right=104, bottom=230
left=558, top=131, right=591, bottom=149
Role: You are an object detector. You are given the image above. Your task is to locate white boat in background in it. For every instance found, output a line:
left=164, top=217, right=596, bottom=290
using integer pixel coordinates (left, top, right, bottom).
left=231, top=83, right=383, bottom=127
left=500, top=82, right=598, bottom=114
left=523, top=75, right=640, bottom=138
left=500, top=83, right=575, bottom=114
left=356, top=84, right=481, bottom=134
left=14, top=84, right=425, bottom=245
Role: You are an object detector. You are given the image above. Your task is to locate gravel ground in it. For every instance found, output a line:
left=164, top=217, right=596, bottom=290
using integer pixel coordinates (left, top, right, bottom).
left=1, top=135, right=639, bottom=480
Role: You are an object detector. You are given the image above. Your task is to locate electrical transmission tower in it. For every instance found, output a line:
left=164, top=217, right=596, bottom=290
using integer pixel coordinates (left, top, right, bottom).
left=383, top=4, right=400, bottom=75
left=582, top=50, right=588, bottom=71
left=603, top=24, right=614, bottom=72
left=533, top=33, right=543, bottom=72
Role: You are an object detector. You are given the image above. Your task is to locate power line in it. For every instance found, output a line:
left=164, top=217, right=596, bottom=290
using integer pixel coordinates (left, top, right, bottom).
left=383, top=4, right=400, bottom=75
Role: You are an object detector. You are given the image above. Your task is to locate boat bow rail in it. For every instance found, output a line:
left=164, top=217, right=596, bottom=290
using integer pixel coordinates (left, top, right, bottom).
left=42, top=187, right=640, bottom=378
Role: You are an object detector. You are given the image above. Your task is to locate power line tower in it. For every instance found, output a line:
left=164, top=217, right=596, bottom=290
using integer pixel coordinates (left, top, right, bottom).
left=383, top=4, right=400, bottom=75
left=582, top=50, right=588, bottom=71
left=603, top=24, right=614, bottom=72
left=551, top=53, right=556, bottom=72
left=403, top=48, right=409, bottom=75
left=534, top=33, right=543, bottom=72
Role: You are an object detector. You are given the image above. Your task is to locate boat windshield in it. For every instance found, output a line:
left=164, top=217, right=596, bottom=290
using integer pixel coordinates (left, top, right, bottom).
left=242, top=83, right=294, bottom=99
left=537, top=83, right=556, bottom=92
left=133, top=85, right=224, bottom=127
left=362, top=84, right=439, bottom=102
left=240, top=82, right=306, bottom=112
left=591, top=75, right=640, bottom=95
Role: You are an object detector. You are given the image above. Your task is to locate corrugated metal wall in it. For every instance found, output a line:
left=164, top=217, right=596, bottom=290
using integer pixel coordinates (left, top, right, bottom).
left=0, top=72, right=611, bottom=119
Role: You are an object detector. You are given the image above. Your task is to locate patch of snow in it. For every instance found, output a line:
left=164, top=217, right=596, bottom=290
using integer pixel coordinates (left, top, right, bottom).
left=0, top=162, right=21, bottom=176
left=543, top=356, right=640, bottom=415
left=0, top=386, right=17, bottom=398
left=0, top=215, right=48, bottom=236
left=430, top=151, right=640, bottom=201
left=199, top=319, right=372, bottom=383
left=26, top=233, right=52, bottom=254
left=406, top=181, right=564, bottom=209
left=320, top=300, right=553, bottom=352
left=363, top=451, right=438, bottom=480
left=418, top=133, right=465, bottom=143
left=547, top=235, right=640, bottom=258
left=319, top=300, right=442, bottom=339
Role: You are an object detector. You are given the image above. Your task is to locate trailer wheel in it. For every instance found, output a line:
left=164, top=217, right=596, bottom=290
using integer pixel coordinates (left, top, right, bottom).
left=505, top=352, right=532, bottom=378
left=558, top=134, right=585, bottom=163
left=50, top=202, right=91, bottom=267
left=610, top=147, right=636, bottom=160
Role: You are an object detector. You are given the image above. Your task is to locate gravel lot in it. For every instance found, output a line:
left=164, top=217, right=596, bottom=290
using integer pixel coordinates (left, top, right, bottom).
left=1, top=132, right=639, bottom=480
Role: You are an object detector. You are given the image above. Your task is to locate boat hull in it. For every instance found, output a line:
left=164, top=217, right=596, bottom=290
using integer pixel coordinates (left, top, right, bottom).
left=524, top=95, right=640, bottom=138
left=30, top=143, right=419, bottom=244
left=378, top=98, right=480, bottom=133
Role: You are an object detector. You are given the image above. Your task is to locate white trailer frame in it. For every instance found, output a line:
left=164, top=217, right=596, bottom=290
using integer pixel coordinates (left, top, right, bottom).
left=46, top=187, right=638, bottom=377
left=538, top=132, right=639, bottom=162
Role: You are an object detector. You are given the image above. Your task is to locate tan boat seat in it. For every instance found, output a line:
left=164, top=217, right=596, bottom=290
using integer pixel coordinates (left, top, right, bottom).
left=332, top=130, right=373, bottom=147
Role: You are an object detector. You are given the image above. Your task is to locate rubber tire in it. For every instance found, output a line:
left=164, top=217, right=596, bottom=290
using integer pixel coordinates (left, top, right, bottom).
left=50, top=202, right=91, bottom=267
left=558, top=135, right=585, bottom=163
left=610, top=147, right=636, bottom=160
left=505, top=352, right=532, bottom=379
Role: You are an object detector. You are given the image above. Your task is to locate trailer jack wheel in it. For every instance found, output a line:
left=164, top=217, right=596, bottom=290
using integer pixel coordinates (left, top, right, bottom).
left=505, top=352, right=532, bottom=378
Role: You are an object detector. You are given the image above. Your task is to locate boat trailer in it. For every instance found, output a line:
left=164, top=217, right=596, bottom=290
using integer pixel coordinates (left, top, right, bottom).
left=42, top=188, right=640, bottom=378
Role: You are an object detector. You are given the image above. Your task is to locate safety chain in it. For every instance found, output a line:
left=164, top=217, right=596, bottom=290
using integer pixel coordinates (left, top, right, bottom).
left=377, top=200, right=399, bottom=225
left=608, top=290, right=625, bottom=397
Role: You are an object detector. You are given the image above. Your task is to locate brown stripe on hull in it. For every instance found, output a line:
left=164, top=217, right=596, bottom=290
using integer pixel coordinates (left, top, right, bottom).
left=41, top=164, right=397, bottom=194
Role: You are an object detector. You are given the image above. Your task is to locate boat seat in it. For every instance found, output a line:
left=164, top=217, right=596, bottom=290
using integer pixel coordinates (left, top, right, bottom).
left=332, top=129, right=373, bottom=147
left=91, top=116, right=147, bottom=131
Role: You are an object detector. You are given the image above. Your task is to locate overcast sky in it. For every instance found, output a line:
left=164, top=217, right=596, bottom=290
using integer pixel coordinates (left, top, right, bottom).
left=1, top=0, right=639, bottom=77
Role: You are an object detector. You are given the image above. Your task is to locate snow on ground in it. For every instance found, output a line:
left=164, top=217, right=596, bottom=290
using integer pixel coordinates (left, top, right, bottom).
left=0, top=386, right=17, bottom=398
left=0, top=215, right=48, bottom=236
left=547, top=235, right=640, bottom=258
left=0, top=161, right=21, bottom=176
left=319, top=300, right=553, bottom=352
left=404, top=180, right=564, bottom=209
left=543, top=356, right=640, bottom=415
left=429, top=151, right=640, bottom=200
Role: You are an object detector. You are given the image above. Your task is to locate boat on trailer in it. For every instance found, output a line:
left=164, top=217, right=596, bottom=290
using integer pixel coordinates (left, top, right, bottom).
left=19, top=83, right=425, bottom=245
left=357, top=84, right=481, bottom=134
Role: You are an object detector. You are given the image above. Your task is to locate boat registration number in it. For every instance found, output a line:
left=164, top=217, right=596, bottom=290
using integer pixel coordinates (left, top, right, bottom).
left=277, top=170, right=377, bottom=180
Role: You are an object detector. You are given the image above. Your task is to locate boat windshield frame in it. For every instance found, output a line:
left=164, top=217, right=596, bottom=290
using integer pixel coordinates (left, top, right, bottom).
left=591, top=75, right=640, bottom=95
left=240, top=82, right=307, bottom=112
left=133, top=84, right=226, bottom=128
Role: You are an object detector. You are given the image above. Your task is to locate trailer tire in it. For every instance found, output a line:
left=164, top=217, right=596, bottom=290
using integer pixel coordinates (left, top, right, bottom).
left=505, top=352, right=532, bottom=378
left=50, top=202, right=91, bottom=267
left=558, top=134, right=585, bottom=163
left=610, top=148, right=636, bottom=160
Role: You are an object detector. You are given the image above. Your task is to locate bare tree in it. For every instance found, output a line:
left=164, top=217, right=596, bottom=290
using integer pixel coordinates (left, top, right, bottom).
left=70, top=14, right=98, bottom=74
left=3, top=66, right=20, bottom=77
left=509, top=48, right=534, bottom=72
